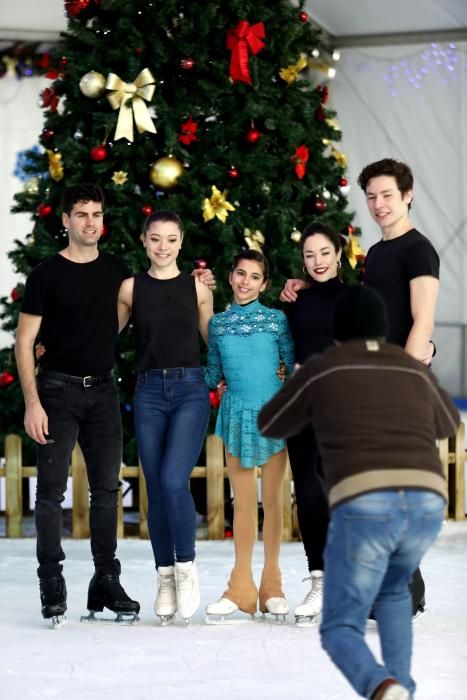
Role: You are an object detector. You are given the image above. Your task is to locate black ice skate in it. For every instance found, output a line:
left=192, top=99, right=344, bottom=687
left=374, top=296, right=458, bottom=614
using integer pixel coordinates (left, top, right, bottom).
left=80, top=570, right=140, bottom=625
left=40, top=573, right=67, bottom=629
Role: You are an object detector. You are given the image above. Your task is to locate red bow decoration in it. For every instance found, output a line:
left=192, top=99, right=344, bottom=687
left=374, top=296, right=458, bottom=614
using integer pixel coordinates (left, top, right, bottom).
left=226, top=20, right=266, bottom=85
left=178, top=115, right=199, bottom=145
left=291, top=145, right=309, bottom=179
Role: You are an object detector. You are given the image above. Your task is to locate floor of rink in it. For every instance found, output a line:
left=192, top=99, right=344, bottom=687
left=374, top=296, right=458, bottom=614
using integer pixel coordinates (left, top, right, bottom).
left=0, top=521, right=466, bottom=700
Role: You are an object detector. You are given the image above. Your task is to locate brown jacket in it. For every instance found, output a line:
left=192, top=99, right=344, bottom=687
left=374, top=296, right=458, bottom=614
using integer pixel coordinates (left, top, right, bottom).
left=258, top=339, right=459, bottom=509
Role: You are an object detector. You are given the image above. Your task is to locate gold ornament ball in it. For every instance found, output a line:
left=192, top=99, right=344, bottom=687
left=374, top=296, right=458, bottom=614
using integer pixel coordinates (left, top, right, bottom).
left=23, top=177, right=40, bottom=195
left=149, top=156, right=185, bottom=189
left=291, top=228, right=301, bottom=243
left=79, top=71, right=106, bottom=98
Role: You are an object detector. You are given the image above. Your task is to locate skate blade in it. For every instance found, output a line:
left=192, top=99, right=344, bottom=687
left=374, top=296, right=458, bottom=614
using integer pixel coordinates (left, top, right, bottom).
left=205, top=613, right=256, bottom=625
left=157, top=614, right=175, bottom=627
left=295, top=613, right=321, bottom=628
left=80, top=611, right=139, bottom=625
left=260, top=612, right=287, bottom=624
left=50, top=614, right=67, bottom=629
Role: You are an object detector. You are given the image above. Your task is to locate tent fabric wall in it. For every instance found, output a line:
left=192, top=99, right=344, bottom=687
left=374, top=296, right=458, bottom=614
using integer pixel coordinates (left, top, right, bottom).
left=331, top=42, right=467, bottom=393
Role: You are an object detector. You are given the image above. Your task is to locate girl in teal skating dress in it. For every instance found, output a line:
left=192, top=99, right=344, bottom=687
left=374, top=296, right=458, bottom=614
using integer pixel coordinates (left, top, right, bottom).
left=205, top=250, right=294, bottom=620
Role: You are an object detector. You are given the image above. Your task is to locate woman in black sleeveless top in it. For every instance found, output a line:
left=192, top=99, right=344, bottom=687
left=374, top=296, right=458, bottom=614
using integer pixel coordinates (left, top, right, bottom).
left=118, top=210, right=213, bottom=625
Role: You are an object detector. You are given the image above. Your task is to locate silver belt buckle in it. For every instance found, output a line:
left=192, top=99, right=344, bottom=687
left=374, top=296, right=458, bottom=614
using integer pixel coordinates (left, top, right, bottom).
left=83, top=376, right=93, bottom=388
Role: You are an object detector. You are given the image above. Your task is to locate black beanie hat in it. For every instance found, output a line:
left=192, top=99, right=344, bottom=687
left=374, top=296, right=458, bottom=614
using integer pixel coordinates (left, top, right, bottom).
left=333, top=285, right=389, bottom=342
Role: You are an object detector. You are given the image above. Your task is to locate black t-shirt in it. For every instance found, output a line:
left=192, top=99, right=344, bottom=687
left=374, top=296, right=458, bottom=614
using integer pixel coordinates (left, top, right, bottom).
left=285, top=276, right=346, bottom=364
left=21, top=252, right=130, bottom=375
left=132, top=271, right=201, bottom=371
left=363, top=228, right=439, bottom=347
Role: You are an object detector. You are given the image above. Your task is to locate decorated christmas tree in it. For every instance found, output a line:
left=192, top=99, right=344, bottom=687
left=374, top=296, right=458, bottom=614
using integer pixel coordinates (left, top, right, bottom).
left=0, top=0, right=363, bottom=463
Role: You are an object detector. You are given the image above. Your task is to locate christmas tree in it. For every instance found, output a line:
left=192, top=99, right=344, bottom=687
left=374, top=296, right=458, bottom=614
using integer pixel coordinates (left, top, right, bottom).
left=1, top=0, right=363, bottom=464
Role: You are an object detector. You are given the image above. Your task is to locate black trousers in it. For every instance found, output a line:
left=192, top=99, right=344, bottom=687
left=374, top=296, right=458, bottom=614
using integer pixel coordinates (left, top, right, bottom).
left=287, top=425, right=425, bottom=615
left=287, top=425, right=329, bottom=572
left=35, top=374, right=122, bottom=579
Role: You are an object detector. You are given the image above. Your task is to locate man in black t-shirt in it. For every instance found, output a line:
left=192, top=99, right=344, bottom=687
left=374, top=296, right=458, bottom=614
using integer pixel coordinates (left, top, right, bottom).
left=358, top=158, right=439, bottom=365
left=15, top=183, right=140, bottom=626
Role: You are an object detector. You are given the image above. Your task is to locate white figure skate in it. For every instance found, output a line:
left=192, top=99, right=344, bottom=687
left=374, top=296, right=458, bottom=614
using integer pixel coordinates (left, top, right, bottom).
left=294, top=570, right=323, bottom=627
left=205, top=596, right=256, bottom=625
left=174, top=561, right=200, bottom=624
left=260, top=596, right=288, bottom=624
left=155, top=565, right=177, bottom=626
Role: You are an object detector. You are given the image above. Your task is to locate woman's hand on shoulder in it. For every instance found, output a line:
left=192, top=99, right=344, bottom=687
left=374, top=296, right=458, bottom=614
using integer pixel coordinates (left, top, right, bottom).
left=279, top=278, right=308, bottom=303
left=192, top=267, right=216, bottom=291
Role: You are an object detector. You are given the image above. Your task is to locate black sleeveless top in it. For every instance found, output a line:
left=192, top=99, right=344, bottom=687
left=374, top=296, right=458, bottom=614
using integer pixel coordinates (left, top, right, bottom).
left=132, top=271, right=201, bottom=371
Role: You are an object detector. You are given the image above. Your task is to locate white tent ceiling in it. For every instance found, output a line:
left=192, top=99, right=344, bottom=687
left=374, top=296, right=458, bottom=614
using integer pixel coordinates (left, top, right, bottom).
left=0, top=0, right=466, bottom=44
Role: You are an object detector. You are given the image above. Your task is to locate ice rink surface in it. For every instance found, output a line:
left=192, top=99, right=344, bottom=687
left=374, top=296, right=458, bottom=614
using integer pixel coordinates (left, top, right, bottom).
left=1, top=521, right=466, bottom=699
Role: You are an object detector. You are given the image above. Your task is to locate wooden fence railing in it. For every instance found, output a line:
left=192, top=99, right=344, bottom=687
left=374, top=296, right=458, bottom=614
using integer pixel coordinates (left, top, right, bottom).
left=1, top=425, right=465, bottom=539
left=0, top=434, right=295, bottom=541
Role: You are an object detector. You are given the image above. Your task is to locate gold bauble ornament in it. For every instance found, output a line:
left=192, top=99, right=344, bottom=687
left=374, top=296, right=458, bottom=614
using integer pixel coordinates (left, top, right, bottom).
left=291, top=228, right=301, bottom=243
left=79, top=71, right=106, bottom=99
left=149, top=156, right=185, bottom=189
left=23, top=177, right=40, bottom=195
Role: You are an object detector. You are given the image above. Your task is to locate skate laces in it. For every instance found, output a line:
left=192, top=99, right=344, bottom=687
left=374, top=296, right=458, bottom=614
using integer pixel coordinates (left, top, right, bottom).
left=158, top=573, right=175, bottom=597
left=301, top=575, right=323, bottom=604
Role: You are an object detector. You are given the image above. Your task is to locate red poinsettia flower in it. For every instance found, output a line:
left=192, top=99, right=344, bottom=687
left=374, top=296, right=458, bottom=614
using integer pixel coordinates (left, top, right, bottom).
left=178, top=115, right=199, bottom=145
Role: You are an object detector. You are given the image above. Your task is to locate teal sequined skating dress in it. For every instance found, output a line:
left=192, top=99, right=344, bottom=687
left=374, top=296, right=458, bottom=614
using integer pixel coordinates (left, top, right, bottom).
left=205, top=300, right=294, bottom=468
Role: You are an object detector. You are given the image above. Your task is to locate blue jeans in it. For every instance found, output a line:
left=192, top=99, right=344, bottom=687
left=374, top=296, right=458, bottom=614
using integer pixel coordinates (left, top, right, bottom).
left=320, top=490, right=445, bottom=699
left=134, top=368, right=210, bottom=568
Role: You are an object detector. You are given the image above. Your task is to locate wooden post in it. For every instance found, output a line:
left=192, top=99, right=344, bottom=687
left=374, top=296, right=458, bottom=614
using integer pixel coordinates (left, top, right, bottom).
left=72, top=445, right=90, bottom=539
left=453, top=422, right=465, bottom=521
left=206, top=434, right=225, bottom=539
left=5, top=434, right=23, bottom=538
left=438, top=437, right=450, bottom=519
left=138, top=462, right=149, bottom=539
left=282, top=460, right=292, bottom=542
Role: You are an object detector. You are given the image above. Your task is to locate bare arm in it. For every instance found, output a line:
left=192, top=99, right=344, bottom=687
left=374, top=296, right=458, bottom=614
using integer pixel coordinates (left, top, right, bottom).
left=405, top=276, right=439, bottom=364
left=15, top=312, right=49, bottom=444
left=195, top=278, right=214, bottom=345
left=117, top=277, right=134, bottom=332
left=279, top=278, right=309, bottom=303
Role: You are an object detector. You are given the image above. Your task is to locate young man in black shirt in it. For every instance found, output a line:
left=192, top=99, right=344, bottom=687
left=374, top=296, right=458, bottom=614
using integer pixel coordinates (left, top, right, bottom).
left=15, top=184, right=141, bottom=626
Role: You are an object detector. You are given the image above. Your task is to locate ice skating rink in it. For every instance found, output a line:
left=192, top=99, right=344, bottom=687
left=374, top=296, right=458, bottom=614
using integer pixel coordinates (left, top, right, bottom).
left=1, top=522, right=466, bottom=700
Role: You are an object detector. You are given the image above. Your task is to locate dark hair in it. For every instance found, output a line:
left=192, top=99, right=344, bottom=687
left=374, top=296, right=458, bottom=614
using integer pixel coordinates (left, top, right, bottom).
left=357, top=158, right=414, bottom=198
left=231, top=249, right=270, bottom=281
left=300, top=221, right=342, bottom=257
left=142, top=209, right=183, bottom=237
left=61, top=183, right=105, bottom=215
left=333, top=286, right=389, bottom=342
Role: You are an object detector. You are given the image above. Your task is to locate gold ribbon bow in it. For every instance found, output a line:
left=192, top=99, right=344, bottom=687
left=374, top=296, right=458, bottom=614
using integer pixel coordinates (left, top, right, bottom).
left=244, top=228, right=265, bottom=251
left=202, top=186, right=236, bottom=223
left=106, top=68, right=157, bottom=142
left=345, top=234, right=365, bottom=269
left=279, top=54, right=308, bottom=84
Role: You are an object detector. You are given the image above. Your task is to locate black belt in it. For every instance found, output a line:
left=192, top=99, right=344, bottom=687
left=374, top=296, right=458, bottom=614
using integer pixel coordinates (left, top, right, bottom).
left=39, top=370, right=113, bottom=388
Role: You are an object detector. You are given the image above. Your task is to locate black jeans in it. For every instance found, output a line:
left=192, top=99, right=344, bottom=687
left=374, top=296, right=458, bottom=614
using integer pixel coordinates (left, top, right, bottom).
left=287, top=425, right=329, bottom=572
left=35, top=374, right=122, bottom=579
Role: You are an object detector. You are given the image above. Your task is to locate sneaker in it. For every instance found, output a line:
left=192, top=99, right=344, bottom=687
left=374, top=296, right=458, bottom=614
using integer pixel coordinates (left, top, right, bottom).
left=294, top=570, right=323, bottom=620
left=174, top=560, right=200, bottom=622
left=155, top=565, right=177, bottom=618
left=373, top=679, right=410, bottom=700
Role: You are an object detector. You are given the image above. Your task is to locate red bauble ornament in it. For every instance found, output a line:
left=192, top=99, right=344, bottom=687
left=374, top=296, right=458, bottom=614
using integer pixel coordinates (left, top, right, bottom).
left=209, top=389, right=221, bottom=409
left=298, top=11, right=309, bottom=22
left=37, top=203, right=53, bottom=218
left=180, top=57, right=195, bottom=70
left=347, top=225, right=356, bottom=235
left=100, top=224, right=108, bottom=238
left=195, top=258, right=208, bottom=270
left=312, top=197, right=327, bottom=214
left=135, top=47, right=143, bottom=55
left=0, top=371, right=15, bottom=388
left=224, top=528, right=233, bottom=538
left=228, top=166, right=239, bottom=179
left=40, top=128, right=55, bottom=143
left=64, top=0, right=91, bottom=18
left=90, top=144, right=108, bottom=161
left=141, top=205, right=153, bottom=217
left=246, top=128, right=261, bottom=144
left=37, top=52, right=51, bottom=70
left=59, top=56, right=68, bottom=69
left=11, top=288, right=21, bottom=303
